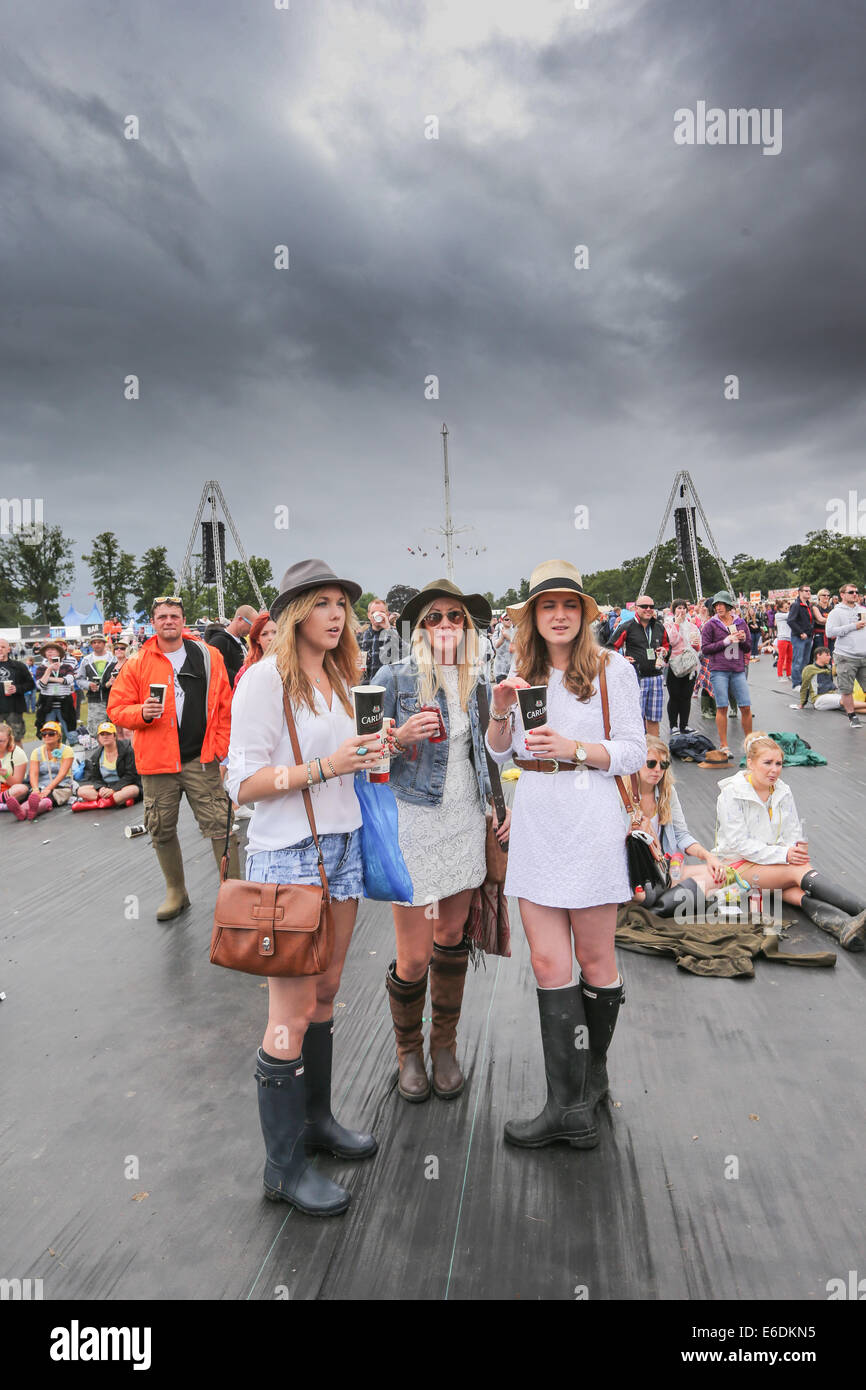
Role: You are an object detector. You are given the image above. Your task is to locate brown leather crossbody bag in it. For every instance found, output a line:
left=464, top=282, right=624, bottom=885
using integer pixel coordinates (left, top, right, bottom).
left=209, top=690, right=334, bottom=977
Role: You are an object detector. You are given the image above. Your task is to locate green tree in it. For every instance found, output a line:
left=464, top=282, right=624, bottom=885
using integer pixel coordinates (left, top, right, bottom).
left=0, top=524, right=75, bottom=623
left=222, top=557, right=278, bottom=615
left=134, top=546, right=178, bottom=616
left=354, top=591, right=378, bottom=623
left=81, top=531, right=137, bottom=619
left=178, top=556, right=211, bottom=622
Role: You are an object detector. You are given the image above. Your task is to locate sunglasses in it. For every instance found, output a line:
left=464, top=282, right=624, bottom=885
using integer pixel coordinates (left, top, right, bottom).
left=424, top=609, right=465, bottom=627
left=645, top=758, right=670, bottom=770
left=635, top=603, right=655, bottom=610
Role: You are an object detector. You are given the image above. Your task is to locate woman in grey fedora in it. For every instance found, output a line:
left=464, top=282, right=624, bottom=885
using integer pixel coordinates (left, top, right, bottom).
left=375, top=580, right=511, bottom=1103
left=226, top=560, right=386, bottom=1216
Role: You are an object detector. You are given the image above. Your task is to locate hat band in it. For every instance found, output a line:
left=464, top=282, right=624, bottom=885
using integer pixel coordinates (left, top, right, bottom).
left=529, top=578, right=584, bottom=599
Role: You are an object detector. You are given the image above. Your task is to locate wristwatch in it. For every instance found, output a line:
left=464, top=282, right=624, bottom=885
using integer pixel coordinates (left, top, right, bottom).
left=573, top=741, right=588, bottom=763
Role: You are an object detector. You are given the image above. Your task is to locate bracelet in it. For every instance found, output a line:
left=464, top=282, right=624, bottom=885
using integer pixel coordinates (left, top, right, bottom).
left=489, top=708, right=512, bottom=725
left=316, top=757, right=326, bottom=784
left=326, top=757, right=342, bottom=786
left=306, top=761, right=314, bottom=788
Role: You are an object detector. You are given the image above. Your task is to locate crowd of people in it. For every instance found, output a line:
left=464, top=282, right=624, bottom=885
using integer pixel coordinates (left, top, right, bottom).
left=2, top=568, right=864, bottom=1220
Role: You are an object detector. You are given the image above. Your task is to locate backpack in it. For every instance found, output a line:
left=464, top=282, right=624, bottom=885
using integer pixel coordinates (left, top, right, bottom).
left=669, top=730, right=716, bottom=762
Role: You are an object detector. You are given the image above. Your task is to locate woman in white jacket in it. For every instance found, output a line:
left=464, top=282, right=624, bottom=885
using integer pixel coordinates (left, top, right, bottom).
left=714, top=733, right=866, bottom=950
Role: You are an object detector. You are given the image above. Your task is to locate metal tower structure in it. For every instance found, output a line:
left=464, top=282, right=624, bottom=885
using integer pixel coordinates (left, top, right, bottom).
left=639, top=471, right=734, bottom=601
left=177, top=481, right=265, bottom=622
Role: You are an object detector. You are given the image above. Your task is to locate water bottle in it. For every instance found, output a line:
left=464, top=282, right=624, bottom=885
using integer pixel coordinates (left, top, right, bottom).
left=748, top=874, right=761, bottom=923
left=669, top=853, right=683, bottom=884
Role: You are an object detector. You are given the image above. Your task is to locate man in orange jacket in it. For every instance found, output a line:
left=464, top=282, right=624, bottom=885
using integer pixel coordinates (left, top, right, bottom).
left=108, top=595, right=240, bottom=920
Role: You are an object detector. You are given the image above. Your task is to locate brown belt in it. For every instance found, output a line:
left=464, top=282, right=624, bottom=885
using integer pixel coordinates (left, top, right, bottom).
left=513, top=758, right=582, bottom=774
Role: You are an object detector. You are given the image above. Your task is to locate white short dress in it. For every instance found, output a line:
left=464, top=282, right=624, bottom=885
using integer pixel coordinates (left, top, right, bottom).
left=485, top=655, right=646, bottom=909
left=395, top=666, right=487, bottom=907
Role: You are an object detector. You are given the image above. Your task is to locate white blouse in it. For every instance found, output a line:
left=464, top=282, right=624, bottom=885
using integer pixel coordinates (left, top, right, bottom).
left=225, top=656, right=362, bottom=854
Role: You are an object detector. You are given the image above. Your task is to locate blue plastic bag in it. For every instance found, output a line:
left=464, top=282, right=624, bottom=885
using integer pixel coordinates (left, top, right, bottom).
left=354, top=773, right=414, bottom=902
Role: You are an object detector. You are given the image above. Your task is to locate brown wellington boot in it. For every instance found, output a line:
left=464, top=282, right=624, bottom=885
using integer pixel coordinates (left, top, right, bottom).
left=385, top=963, right=431, bottom=1102
left=429, top=938, right=469, bottom=1098
left=212, top=836, right=241, bottom=880
left=153, top=836, right=191, bottom=921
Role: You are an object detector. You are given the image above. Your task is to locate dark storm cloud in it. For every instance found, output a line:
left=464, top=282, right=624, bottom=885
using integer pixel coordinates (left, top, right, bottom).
left=0, top=0, right=862, bottom=608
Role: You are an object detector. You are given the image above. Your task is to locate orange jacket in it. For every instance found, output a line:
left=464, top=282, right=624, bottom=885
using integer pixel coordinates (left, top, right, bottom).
left=107, top=636, right=232, bottom=774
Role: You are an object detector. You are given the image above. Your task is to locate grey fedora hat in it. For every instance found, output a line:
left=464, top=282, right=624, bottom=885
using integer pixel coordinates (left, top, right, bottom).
left=270, top=559, right=363, bottom=621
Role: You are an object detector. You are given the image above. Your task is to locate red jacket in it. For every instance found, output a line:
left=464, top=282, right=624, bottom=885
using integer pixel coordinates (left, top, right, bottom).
left=107, top=636, right=232, bottom=774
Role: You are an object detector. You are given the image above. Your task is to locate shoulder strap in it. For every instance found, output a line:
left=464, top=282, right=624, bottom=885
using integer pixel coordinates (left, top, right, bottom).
left=475, top=680, right=508, bottom=833
left=599, top=661, right=642, bottom=823
left=282, top=689, right=330, bottom=899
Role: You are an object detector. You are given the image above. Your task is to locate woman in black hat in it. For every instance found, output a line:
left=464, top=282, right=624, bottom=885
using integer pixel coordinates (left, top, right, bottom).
left=376, top=580, right=511, bottom=1104
left=226, top=560, right=386, bottom=1216
left=484, top=561, right=646, bottom=1150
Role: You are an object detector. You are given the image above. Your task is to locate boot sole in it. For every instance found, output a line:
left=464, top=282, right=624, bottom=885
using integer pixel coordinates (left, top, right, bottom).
left=432, top=1081, right=465, bottom=1099
left=263, top=1186, right=350, bottom=1216
left=304, top=1140, right=378, bottom=1159
left=504, top=1130, right=599, bottom=1150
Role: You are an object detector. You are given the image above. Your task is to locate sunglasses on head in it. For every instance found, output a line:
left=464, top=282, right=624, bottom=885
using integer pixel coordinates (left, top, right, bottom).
left=424, top=609, right=465, bottom=627
left=646, top=758, right=670, bottom=770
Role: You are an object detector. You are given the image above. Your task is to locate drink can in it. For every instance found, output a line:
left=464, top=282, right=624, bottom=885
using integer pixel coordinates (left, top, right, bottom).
left=125, top=823, right=147, bottom=839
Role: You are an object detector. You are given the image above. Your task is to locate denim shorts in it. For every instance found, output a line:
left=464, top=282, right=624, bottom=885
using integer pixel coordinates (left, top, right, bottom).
left=709, top=669, right=751, bottom=709
left=246, top=827, right=364, bottom=902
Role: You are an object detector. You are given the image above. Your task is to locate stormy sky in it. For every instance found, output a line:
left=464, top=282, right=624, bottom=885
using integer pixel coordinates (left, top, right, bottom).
left=1, top=0, right=863, bottom=612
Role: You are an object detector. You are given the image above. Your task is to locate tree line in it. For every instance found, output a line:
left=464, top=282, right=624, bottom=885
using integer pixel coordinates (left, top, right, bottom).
left=0, top=527, right=278, bottom=626
left=1, top=523, right=864, bottom=628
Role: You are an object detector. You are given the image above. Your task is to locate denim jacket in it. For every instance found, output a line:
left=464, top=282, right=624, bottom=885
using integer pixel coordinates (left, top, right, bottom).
left=620, top=785, right=698, bottom=858
left=372, top=657, right=493, bottom=807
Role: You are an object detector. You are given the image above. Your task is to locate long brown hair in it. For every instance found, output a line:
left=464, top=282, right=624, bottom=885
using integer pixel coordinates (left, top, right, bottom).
left=513, top=596, right=610, bottom=701
left=270, top=587, right=360, bottom=716
left=0, top=721, right=19, bottom=757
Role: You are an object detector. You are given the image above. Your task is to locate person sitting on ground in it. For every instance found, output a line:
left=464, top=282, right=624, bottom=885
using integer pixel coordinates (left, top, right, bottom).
left=712, top=732, right=866, bottom=951
left=0, top=720, right=30, bottom=820
left=26, top=722, right=75, bottom=819
left=626, top=735, right=727, bottom=914
left=72, top=722, right=142, bottom=808
left=796, top=647, right=866, bottom=714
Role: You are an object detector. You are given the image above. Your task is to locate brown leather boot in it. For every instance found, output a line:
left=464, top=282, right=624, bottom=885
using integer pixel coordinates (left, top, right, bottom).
left=429, top=939, right=469, bottom=1098
left=385, top=963, right=430, bottom=1102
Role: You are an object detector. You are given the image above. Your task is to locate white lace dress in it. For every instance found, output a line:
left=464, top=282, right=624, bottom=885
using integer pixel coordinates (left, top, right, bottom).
left=485, top=656, right=647, bottom=909
left=395, top=666, right=487, bottom=907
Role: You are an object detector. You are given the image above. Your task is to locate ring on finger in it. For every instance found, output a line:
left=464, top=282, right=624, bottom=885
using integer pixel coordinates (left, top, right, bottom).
left=356, top=745, right=368, bottom=756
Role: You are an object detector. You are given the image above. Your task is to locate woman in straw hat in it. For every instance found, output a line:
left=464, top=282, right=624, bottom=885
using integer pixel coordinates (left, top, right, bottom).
left=376, top=580, right=511, bottom=1103
left=226, top=560, right=385, bottom=1217
left=485, top=560, right=646, bottom=1149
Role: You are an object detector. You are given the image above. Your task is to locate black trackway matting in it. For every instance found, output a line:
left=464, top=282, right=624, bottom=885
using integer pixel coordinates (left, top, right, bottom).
left=1, top=657, right=864, bottom=1300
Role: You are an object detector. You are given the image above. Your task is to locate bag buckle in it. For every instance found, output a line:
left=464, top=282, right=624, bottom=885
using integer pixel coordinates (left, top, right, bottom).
left=540, top=759, right=559, bottom=775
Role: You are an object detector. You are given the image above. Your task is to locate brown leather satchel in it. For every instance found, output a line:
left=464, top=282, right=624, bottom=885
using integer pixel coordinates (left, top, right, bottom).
left=209, top=691, right=334, bottom=978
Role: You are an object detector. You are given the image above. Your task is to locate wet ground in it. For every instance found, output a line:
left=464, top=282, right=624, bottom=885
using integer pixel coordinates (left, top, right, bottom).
left=2, top=656, right=863, bottom=1300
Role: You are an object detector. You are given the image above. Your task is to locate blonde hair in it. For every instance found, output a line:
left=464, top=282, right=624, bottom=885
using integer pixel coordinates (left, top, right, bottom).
left=409, top=598, right=483, bottom=711
left=644, top=734, right=675, bottom=824
left=513, top=595, right=610, bottom=702
left=270, top=586, right=360, bottom=717
left=0, top=721, right=18, bottom=756
left=744, top=731, right=783, bottom=762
